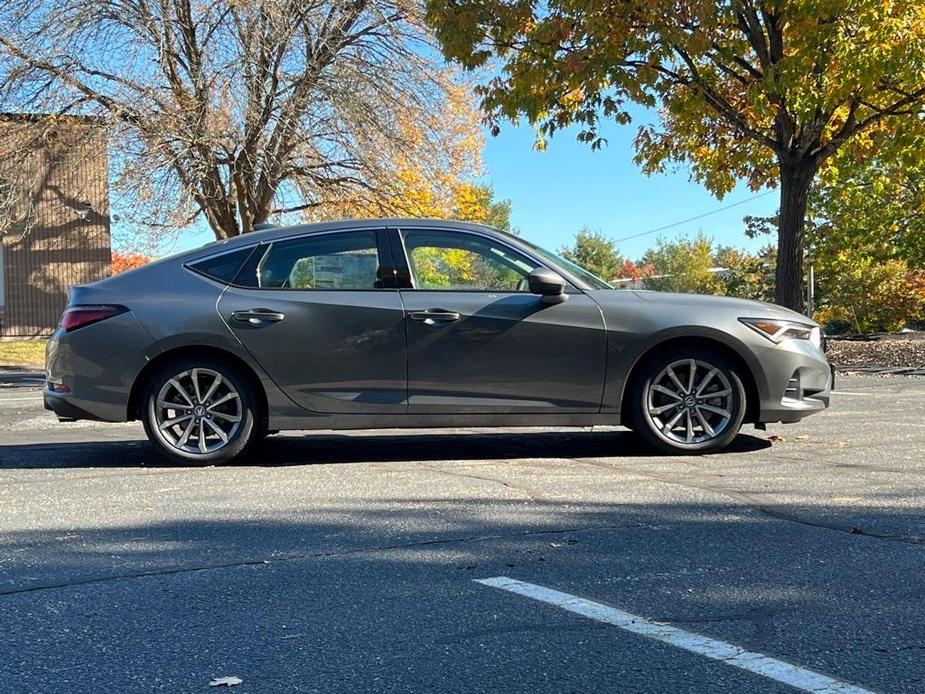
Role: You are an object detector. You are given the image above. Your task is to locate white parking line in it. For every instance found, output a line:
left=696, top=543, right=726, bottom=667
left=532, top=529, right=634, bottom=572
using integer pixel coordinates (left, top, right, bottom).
left=475, top=577, right=873, bottom=694
left=831, top=391, right=867, bottom=396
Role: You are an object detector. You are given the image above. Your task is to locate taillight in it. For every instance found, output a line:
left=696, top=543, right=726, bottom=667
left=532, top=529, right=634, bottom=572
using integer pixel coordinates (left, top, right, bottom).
left=60, top=305, right=128, bottom=332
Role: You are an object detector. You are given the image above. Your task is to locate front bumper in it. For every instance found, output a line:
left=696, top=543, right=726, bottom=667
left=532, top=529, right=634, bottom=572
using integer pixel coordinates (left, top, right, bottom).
left=756, top=339, right=832, bottom=424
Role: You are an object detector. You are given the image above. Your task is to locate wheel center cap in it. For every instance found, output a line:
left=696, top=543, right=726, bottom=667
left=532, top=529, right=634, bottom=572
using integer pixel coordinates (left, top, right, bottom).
left=683, top=395, right=696, bottom=407
left=193, top=405, right=206, bottom=417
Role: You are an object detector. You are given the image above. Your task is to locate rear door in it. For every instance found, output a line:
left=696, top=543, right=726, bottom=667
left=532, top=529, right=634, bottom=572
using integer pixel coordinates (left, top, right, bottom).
left=218, top=228, right=407, bottom=414
left=392, top=227, right=607, bottom=413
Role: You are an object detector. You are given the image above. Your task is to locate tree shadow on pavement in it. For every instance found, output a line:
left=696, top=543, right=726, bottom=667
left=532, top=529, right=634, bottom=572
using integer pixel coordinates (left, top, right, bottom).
left=0, top=430, right=772, bottom=469
left=0, top=498, right=920, bottom=693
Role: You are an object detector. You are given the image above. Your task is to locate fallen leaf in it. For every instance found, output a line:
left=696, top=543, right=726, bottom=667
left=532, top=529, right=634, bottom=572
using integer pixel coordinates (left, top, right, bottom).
left=795, top=435, right=809, bottom=440
left=549, top=542, right=562, bottom=548
left=209, top=676, right=243, bottom=687
left=768, top=435, right=785, bottom=443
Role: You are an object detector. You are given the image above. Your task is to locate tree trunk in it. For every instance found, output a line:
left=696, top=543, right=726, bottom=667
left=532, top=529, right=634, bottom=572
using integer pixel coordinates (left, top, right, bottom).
left=774, top=161, right=816, bottom=312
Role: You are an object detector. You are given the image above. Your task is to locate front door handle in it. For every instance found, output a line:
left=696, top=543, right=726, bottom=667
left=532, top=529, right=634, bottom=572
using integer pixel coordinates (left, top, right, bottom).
left=231, top=308, right=286, bottom=325
left=409, top=309, right=461, bottom=324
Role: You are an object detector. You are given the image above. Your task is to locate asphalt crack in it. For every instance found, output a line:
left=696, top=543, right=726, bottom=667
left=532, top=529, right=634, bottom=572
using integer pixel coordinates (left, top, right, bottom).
left=419, top=463, right=546, bottom=502
left=0, top=521, right=654, bottom=598
left=572, top=457, right=925, bottom=546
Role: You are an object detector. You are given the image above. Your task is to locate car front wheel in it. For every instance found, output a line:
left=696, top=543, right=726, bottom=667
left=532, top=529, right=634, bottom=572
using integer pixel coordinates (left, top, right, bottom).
left=142, top=357, right=258, bottom=465
left=631, top=348, right=747, bottom=454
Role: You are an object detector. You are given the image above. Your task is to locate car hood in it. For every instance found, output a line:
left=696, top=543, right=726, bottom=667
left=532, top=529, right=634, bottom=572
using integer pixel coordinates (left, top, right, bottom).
left=594, top=289, right=815, bottom=324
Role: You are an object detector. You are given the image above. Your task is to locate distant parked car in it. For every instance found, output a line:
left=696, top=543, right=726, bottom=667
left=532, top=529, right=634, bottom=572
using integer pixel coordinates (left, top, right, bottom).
left=45, top=220, right=831, bottom=463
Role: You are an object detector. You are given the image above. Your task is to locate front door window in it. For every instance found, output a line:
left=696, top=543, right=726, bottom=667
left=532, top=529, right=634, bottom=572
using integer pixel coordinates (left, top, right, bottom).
left=401, top=229, right=536, bottom=292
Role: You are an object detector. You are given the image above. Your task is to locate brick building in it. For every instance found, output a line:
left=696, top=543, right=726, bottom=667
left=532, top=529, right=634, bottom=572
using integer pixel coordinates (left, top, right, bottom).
left=0, top=115, right=111, bottom=337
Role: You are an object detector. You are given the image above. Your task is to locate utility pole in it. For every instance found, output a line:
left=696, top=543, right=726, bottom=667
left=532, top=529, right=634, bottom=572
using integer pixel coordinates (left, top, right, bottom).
left=806, top=264, right=815, bottom=317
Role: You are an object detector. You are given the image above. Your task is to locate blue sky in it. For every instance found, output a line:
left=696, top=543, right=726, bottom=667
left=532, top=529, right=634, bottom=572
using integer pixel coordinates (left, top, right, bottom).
left=160, top=111, right=779, bottom=260
left=483, top=117, right=778, bottom=259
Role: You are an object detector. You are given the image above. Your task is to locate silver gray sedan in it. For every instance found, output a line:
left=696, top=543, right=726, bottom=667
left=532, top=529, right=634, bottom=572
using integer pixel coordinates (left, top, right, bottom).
left=45, top=219, right=831, bottom=464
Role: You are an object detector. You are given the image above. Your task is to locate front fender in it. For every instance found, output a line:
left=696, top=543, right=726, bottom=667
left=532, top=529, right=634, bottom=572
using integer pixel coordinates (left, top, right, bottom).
left=600, top=324, right=768, bottom=415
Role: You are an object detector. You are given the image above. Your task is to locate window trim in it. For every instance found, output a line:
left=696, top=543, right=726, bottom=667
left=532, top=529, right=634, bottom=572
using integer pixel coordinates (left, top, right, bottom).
left=223, top=227, right=398, bottom=292
left=390, top=226, right=579, bottom=294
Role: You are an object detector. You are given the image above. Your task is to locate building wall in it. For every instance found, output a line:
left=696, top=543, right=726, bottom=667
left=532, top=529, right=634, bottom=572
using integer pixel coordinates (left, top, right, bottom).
left=0, top=118, right=111, bottom=337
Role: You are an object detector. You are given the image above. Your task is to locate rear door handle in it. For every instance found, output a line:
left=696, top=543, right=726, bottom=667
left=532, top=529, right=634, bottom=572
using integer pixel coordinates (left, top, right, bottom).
left=409, top=309, right=461, bottom=324
left=231, top=308, right=286, bottom=324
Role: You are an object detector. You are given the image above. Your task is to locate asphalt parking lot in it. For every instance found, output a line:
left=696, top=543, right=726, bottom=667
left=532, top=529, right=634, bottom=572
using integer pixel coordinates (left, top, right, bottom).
left=0, top=373, right=923, bottom=693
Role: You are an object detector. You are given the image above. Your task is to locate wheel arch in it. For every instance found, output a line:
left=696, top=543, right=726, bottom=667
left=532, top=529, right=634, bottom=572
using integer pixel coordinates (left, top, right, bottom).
left=619, top=334, right=762, bottom=425
left=128, top=345, right=269, bottom=427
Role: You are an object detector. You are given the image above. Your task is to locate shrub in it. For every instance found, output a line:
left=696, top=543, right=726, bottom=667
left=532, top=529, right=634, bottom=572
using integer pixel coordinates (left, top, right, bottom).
left=112, top=251, right=151, bottom=274
left=819, top=254, right=925, bottom=333
left=813, top=307, right=853, bottom=335
left=641, top=234, right=724, bottom=294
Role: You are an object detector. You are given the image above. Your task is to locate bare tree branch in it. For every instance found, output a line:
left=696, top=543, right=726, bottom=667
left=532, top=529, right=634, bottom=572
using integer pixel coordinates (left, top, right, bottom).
left=0, top=0, right=463, bottom=240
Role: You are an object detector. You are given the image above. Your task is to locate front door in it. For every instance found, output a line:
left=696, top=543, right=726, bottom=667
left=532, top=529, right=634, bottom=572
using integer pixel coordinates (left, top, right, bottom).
left=218, top=228, right=407, bottom=414
left=394, top=227, right=606, bottom=413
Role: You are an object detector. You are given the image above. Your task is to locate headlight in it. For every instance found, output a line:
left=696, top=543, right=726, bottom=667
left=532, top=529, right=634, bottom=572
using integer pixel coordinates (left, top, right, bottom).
left=739, top=317, right=821, bottom=347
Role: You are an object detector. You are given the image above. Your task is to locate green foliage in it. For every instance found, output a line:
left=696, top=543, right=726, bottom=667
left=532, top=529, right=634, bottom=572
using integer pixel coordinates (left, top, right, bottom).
left=558, top=229, right=624, bottom=281
left=807, top=129, right=925, bottom=271
left=424, top=0, right=925, bottom=309
left=410, top=247, right=523, bottom=290
left=813, top=251, right=925, bottom=333
left=468, top=185, right=515, bottom=233
left=425, top=0, right=925, bottom=198
left=631, top=233, right=924, bottom=332
left=641, top=234, right=724, bottom=295
left=556, top=222, right=923, bottom=331
left=713, top=245, right=777, bottom=303
left=289, top=258, right=316, bottom=288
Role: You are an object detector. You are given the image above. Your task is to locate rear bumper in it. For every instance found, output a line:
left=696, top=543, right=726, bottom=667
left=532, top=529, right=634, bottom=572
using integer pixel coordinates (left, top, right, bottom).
left=44, top=311, right=152, bottom=422
left=44, top=389, right=106, bottom=422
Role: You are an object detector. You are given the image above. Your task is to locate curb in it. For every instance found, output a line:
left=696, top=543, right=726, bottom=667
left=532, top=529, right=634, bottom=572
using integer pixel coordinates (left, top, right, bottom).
left=834, top=366, right=925, bottom=376
left=0, top=366, right=45, bottom=388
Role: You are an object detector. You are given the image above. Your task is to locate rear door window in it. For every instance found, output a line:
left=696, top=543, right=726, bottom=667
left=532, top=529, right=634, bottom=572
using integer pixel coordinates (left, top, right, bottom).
left=240, top=231, right=384, bottom=290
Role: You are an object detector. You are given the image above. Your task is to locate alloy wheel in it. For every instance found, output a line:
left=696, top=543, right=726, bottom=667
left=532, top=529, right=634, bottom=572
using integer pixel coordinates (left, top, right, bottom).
left=645, top=358, right=734, bottom=446
left=152, top=368, right=242, bottom=455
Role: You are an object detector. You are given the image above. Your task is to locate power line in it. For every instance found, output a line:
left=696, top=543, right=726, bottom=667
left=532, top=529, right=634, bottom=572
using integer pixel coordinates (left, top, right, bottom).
left=615, top=189, right=776, bottom=243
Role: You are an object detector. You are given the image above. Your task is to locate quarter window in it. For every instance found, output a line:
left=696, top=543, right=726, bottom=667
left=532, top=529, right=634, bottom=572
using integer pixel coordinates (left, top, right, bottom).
left=251, top=231, right=381, bottom=290
left=401, top=229, right=537, bottom=292
left=188, top=247, right=255, bottom=284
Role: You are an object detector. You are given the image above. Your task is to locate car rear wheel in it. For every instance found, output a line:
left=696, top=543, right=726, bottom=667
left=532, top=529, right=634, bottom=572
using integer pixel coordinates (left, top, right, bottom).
left=142, top=357, right=258, bottom=465
left=630, top=348, right=746, bottom=454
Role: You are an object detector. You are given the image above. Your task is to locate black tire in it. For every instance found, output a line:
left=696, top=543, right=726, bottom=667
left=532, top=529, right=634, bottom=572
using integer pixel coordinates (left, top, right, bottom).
left=629, top=346, right=747, bottom=454
left=141, top=356, right=259, bottom=465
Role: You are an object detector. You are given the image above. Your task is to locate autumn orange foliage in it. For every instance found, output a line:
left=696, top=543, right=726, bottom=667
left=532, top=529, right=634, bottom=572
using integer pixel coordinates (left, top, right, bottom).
left=111, top=251, right=151, bottom=274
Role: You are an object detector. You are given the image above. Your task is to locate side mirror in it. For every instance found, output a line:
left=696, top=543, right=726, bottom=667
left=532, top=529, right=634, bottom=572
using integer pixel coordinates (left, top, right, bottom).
left=527, top=268, right=568, bottom=304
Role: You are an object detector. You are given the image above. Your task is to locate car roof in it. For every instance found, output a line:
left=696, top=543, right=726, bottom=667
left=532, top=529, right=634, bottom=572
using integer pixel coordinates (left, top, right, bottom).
left=190, top=218, right=504, bottom=256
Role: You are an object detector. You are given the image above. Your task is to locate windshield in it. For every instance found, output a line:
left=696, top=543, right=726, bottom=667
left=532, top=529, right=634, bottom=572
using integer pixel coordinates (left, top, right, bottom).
left=518, top=239, right=613, bottom=290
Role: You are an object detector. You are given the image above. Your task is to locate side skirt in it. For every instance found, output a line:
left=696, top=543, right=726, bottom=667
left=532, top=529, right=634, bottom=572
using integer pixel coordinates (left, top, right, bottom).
left=268, top=412, right=618, bottom=431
